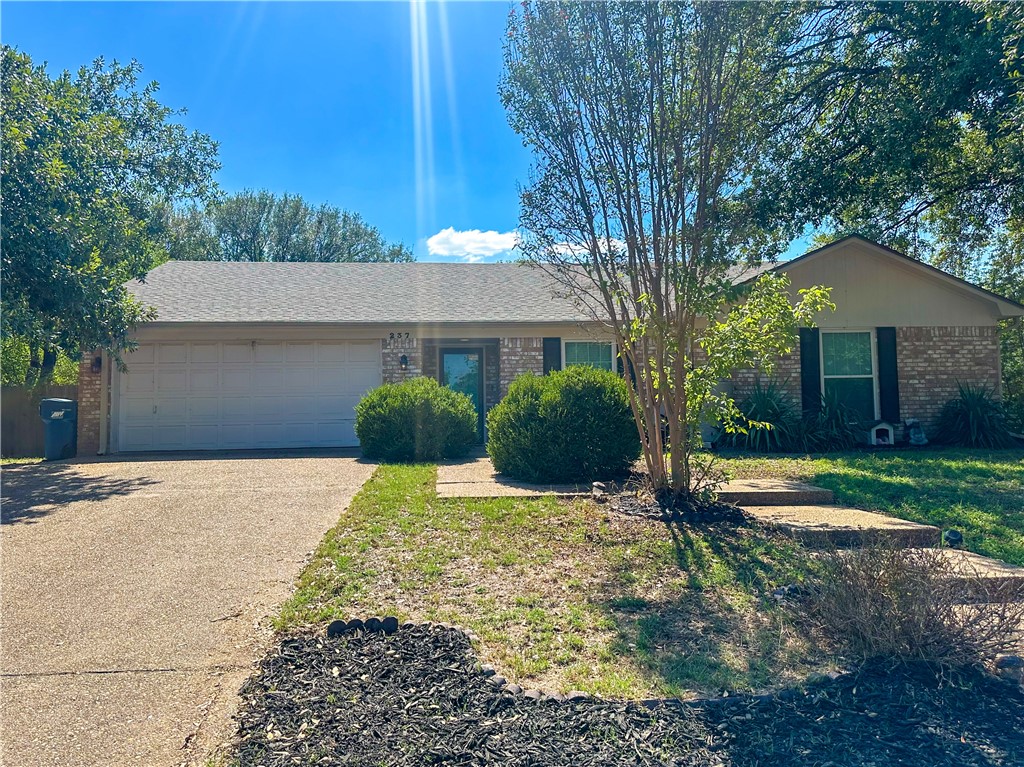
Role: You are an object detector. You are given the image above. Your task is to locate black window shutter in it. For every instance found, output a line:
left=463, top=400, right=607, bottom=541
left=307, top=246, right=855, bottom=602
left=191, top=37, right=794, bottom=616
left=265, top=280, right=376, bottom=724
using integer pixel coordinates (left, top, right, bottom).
left=876, top=327, right=900, bottom=423
left=799, top=327, right=821, bottom=415
left=542, top=338, right=561, bottom=374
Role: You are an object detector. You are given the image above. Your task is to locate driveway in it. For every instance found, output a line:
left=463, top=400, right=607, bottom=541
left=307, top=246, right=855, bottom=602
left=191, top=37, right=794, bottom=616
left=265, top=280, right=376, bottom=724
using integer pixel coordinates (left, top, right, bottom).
left=0, top=452, right=374, bottom=767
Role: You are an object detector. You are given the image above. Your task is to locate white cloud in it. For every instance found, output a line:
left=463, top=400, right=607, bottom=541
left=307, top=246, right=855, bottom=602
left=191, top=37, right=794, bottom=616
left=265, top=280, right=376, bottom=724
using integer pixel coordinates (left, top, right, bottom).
left=426, top=227, right=519, bottom=262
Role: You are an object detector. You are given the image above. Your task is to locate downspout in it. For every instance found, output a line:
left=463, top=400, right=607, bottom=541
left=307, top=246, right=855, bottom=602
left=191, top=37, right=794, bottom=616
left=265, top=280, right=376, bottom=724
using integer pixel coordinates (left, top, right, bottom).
left=98, top=350, right=109, bottom=455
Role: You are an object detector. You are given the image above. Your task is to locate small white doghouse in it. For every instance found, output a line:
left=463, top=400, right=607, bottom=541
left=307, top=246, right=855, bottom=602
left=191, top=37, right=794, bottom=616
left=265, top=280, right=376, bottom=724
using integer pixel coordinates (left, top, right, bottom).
left=865, top=420, right=896, bottom=446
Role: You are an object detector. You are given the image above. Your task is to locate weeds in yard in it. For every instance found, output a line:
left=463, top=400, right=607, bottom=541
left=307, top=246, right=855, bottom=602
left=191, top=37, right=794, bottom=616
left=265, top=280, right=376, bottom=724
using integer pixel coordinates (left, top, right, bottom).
left=275, top=464, right=828, bottom=698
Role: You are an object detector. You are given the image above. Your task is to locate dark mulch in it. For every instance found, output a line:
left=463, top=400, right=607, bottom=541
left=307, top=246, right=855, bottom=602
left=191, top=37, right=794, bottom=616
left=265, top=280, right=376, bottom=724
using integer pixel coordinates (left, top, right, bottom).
left=235, top=626, right=1024, bottom=767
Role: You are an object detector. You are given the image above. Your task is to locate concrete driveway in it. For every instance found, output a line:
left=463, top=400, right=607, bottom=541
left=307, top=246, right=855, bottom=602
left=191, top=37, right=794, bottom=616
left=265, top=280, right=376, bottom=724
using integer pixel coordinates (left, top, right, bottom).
left=0, top=452, right=375, bottom=767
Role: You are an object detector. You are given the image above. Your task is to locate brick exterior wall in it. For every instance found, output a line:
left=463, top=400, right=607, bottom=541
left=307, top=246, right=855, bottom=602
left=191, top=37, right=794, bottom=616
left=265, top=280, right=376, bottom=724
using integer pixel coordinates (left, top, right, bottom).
left=381, top=337, right=421, bottom=383
left=499, top=337, right=544, bottom=397
left=730, top=348, right=802, bottom=407
left=77, top=352, right=103, bottom=456
left=896, top=326, right=1001, bottom=433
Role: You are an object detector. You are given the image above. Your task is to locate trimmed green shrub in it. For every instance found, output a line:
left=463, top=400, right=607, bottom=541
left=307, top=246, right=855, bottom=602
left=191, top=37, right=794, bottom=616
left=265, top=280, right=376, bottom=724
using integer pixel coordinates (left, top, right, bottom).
left=486, top=366, right=640, bottom=483
left=355, top=377, right=478, bottom=462
left=934, top=382, right=1017, bottom=448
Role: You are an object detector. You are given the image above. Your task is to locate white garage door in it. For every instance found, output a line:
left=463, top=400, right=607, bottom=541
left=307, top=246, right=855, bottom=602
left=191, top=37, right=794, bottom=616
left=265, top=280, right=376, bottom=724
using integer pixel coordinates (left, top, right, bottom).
left=117, top=341, right=381, bottom=451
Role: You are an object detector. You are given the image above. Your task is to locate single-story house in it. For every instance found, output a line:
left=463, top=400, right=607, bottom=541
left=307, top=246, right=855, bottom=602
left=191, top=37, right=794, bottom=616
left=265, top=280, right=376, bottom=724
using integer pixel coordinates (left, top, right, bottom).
left=77, top=235, right=1023, bottom=455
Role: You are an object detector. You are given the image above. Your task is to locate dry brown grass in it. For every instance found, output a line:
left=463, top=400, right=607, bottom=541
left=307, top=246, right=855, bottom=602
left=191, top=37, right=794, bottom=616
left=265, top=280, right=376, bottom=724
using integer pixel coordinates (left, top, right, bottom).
left=805, top=544, right=1024, bottom=668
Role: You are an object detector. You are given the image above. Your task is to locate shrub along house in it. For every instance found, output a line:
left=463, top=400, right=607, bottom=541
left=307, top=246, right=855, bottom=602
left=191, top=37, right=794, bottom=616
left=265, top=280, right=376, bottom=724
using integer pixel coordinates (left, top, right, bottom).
left=76, top=235, right=1022, bottom=455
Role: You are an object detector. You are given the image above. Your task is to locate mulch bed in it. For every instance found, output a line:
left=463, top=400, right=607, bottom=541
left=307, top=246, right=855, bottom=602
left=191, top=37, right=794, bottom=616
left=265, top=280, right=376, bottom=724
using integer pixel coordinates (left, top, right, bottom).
left=234, top=625, right=1024, bottom=767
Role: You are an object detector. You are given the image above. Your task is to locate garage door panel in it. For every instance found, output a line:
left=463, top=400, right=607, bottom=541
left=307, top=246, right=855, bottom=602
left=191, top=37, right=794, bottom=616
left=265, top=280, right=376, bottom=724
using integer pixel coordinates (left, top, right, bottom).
left=318, top=343, right=347, bottom=362
left=285, top=367, right=316, bottom=390
left=191, top=344, right=220, bottom=363
left=122, top=399, right=155, bottom=422
left=317, top=421, right=356, bottom=445
left=158, top=344, right=188, bottom=364
left=188, top=397, right=220, bottom=420
left=190, top=369, right=220, bottom=392
left=157, top=370, right=187, bottom=393
left=154, top=398, right=186, bottom=421
left=286, top=343, right=315, bottom=363
left=222, top=369, right=251, bottom=393
left=119, top=340, right=379, bottom=451
left=254, top=343, right=284, bottom=363
left=223, top=344, right=252, bottom=363
left=125, top=369, right=155, bottom=394
left=349, top=342, right=380, bottom=363
left=127, top=345, right=155, bottom=364
left=189, top=424, right=220, bottom=447
left=252, top=369, right=284, bottom=393
left=221, top=424, right=253, bottom=447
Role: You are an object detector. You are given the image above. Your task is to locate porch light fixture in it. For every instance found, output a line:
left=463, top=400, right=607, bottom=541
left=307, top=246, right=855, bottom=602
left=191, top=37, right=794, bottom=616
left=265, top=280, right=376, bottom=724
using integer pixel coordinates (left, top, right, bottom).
left=91, top=356, right=102, bottom=374
left=399, top=354, right=409, bottom=370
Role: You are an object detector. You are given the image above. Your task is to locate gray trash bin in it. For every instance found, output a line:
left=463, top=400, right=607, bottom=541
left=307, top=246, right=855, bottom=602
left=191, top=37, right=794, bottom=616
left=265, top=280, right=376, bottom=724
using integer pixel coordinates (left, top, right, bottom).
left=40, top=398, right=78, bottom=460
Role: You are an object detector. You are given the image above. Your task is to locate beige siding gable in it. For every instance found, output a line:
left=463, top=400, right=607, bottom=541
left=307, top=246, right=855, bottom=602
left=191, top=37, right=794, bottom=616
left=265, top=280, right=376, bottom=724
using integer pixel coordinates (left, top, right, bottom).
left=780, top=240, right=1011, bottom=328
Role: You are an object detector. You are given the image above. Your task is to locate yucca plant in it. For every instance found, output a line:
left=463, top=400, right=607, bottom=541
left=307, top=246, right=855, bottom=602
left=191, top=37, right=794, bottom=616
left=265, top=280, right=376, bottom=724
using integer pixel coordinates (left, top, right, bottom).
left=795, top=393, right=861, bottom=452
left=724, top=379, right=799, bottom=452
left=934, top=382, right=1017, bottom=448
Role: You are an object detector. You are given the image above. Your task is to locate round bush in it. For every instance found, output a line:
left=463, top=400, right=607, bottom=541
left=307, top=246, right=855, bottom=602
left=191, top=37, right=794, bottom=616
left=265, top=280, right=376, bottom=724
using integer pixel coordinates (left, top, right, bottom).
left=355, top=377, right=477, bottom=462
left=486, top=366, right=640, bottom=483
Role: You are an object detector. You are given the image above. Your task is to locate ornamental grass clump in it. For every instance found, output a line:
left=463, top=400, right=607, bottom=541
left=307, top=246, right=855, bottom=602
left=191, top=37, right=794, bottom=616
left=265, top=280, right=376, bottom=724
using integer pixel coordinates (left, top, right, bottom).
left=934, top=382, right=1018, bottom=448
left=804, top=544, right=1024, bottom=670
left=355, top=377, right=477, bottom=462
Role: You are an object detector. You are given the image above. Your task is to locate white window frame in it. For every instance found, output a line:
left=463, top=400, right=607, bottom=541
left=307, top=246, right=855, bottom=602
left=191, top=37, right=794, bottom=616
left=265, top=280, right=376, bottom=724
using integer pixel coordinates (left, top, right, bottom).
left=819, top=329, right=880, bottom=421
left=561, top=338, right=617, bottom=372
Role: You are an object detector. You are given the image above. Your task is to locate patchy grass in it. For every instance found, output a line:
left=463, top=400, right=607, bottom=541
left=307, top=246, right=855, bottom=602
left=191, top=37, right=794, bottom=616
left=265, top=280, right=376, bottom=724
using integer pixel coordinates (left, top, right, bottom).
left=276, top=464, right=831, bottom=699
left=1, top=457, right=42, bottom=465
left=716, top=448, right=1024, bottom=565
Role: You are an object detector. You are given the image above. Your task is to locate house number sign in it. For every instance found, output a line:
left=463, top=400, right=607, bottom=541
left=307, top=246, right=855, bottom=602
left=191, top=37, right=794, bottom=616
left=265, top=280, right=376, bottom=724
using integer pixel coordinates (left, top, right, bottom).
left=386, top=332, right=415, bottom=348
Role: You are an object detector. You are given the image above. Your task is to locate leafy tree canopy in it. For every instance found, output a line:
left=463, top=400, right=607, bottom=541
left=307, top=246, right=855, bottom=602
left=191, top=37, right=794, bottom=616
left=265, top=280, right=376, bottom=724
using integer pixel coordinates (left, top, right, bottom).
left=1, top=47, right=219, bottom=380
left=162, top=190, right=413, bottom=263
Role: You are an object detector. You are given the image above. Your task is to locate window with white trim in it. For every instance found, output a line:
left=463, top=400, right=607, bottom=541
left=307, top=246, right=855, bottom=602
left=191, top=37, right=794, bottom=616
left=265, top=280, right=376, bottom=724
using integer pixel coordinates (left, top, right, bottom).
left=564, top=341, right=614, bottom=371
left=821, top=331, right=877, bottom=422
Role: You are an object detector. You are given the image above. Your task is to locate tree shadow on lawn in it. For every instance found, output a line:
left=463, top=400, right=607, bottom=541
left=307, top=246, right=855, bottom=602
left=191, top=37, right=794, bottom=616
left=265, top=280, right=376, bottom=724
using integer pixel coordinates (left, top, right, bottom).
left=1, top=461, right=158, bottom=525
left=594, top=518, right=825, bottom=698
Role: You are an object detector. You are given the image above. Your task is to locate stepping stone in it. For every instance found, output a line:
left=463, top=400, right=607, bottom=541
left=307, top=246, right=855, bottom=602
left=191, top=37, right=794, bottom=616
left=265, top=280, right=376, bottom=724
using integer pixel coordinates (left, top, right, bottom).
left=719, top=479, right=834, bottom=506
left=745, top=504, right=939, bottom=548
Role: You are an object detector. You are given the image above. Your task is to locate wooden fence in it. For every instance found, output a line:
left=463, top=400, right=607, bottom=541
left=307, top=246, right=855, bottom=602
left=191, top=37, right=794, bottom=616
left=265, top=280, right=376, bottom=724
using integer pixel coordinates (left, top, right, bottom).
left=2, top=385, right=78, bottom=458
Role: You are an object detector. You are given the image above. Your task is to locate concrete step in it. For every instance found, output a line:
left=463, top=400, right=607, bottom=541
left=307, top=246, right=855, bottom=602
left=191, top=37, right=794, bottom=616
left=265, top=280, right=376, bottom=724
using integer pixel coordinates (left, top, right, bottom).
left=720, top=479, right=834, bottom=506
left=909, top=548, right=1024, bottom=600
left=745, top=504, right=940, bottom=548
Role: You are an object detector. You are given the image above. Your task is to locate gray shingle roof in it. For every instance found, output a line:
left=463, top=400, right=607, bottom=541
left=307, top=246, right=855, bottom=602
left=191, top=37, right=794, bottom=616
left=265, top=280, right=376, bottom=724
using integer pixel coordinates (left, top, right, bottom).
left=129, top=261, right=592, bottom=324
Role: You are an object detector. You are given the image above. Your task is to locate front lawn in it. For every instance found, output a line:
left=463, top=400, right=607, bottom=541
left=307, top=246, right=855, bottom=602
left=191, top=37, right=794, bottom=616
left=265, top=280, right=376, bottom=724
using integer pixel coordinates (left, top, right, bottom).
left=715, top=448, right=1024, bottom=565
left=276, top=464, right=830, bottom=699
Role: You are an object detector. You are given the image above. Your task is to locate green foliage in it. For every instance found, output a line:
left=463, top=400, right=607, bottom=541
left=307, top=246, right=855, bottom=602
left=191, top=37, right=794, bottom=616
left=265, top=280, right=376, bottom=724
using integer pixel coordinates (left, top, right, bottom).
left=1, top=47, right=219, bottom=365
left=934, top=382, right=1018, bottom=449
left=724, top=380, right=799, bottom=453
left=355, top=377, right=477, bottom=463
left=795, top=395, right=862, bottom=453
left=486, top=366, right=639, bottom=484
left=723, top=381, right=860, bottom=454
left=1, top=336, right=77, bottom=386
left=162, top=190, right=413, bottom=262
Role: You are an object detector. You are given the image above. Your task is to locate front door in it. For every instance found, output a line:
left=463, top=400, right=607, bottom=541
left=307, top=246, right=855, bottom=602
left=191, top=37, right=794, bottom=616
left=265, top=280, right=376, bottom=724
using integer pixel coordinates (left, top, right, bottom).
left=440, top=347, right=484, bottom=439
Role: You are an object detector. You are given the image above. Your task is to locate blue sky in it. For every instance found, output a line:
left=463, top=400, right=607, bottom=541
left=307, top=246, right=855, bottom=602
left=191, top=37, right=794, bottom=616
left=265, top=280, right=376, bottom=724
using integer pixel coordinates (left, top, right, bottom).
left=2, top=1, right=808, bottom=262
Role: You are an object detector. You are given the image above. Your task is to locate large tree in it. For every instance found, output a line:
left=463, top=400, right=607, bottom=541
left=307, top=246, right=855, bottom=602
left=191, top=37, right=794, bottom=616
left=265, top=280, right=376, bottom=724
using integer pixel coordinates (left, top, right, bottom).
left=1, top=48, right=220, bottom=382
left=163, top=190, right=413, bottom=263
left=502, top=2, right=833, bottom=499
left=774, top=1, right=1024, bottom=426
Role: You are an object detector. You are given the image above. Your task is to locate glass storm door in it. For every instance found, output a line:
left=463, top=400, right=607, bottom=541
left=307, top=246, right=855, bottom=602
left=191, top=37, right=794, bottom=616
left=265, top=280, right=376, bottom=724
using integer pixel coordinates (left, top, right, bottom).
left=441, top=348, right=484, bottom=439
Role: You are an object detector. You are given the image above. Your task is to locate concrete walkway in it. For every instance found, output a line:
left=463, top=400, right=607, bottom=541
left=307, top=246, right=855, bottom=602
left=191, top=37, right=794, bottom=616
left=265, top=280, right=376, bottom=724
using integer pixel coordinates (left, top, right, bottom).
left=436, top=456, right=589, bottom=498
left=0, top=452, right=374, bottom=767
